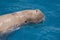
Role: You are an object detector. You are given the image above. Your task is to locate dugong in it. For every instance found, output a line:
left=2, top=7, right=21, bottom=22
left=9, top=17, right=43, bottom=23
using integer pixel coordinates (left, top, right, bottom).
left=0, top=9, right=44, bottom=40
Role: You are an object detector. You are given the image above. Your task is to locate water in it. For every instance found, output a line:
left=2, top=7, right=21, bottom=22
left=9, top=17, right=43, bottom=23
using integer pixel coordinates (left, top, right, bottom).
left=0, top=0, right=60, bottom=40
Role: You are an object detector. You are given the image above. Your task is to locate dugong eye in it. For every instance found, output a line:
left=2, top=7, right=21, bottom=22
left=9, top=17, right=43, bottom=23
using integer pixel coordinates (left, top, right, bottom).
left=25, top=18, right=32, bottom=23
left=25, top=21, right=28, bottom=23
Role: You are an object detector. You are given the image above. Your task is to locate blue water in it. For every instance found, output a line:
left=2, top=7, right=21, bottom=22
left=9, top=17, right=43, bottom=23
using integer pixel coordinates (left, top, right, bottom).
left=0, top=0, right=60, bottom=40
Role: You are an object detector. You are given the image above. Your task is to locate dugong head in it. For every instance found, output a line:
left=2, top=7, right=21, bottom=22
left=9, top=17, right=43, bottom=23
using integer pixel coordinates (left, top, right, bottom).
left=25, top=9, right=45, bottom=23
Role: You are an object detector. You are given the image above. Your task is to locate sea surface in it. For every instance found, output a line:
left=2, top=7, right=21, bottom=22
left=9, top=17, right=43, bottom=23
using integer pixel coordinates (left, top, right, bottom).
left=0, top=0, right=60, bottom=40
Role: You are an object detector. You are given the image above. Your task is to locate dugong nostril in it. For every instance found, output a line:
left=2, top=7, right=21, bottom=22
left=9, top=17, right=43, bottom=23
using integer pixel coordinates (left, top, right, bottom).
left=36, top=9, right=40, bottom=13
left=36, top=9, right=38, bottom=12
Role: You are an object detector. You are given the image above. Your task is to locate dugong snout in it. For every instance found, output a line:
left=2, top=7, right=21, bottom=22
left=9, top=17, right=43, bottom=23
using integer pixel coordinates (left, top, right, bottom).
left=26, top=9, right=45, bottom=23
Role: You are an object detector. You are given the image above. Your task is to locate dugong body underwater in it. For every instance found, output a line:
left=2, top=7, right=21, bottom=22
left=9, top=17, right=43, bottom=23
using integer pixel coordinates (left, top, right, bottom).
left=0, top=9, right=44, bottom=40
